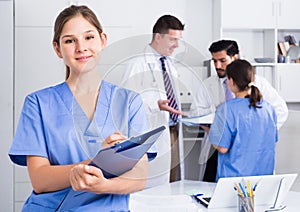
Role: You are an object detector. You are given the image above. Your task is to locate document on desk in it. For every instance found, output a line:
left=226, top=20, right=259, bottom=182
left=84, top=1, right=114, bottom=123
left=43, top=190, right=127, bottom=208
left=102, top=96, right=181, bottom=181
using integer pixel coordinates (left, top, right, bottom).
left=180, top=113, right=215, bottom=126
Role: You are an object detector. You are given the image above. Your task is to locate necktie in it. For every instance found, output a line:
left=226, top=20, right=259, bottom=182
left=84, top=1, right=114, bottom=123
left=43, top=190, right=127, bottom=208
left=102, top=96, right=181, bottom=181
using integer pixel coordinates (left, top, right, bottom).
left=160, top=56, right=179, bottom=123
left=224, top=78, right=234, bottom=101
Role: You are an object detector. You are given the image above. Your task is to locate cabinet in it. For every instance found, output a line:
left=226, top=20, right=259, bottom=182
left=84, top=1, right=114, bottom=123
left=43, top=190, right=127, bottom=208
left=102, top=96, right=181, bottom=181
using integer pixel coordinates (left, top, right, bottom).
left=214, top=0, right=300, bottom=30
left=277, top=0, right=300, bottom=29
left=277, top=64, right=300, bottom=102
left=218, top=0, right=276, bottom=29
left=182, top=125, right=205, bottom=180
left=213, top=0, right=300, bottom=101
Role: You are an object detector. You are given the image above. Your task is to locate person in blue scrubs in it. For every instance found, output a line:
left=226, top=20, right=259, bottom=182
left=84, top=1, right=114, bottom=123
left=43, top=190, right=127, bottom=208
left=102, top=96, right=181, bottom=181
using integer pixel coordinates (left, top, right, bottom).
left=209, top=59, right=278, bottom=182
left=8, top=5, right=156, bottom=212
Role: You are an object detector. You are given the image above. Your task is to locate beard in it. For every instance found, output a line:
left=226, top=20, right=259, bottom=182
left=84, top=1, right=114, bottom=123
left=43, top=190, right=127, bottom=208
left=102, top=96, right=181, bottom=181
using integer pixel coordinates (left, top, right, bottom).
left=216, top=68, right=226, bottom=78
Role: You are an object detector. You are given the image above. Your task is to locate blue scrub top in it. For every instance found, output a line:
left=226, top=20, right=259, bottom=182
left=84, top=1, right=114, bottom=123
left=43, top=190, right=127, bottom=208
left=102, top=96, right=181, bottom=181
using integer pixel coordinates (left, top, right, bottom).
left=209, top=98, right=278, bottom=182
left=9, top=80, right=156, bottom=211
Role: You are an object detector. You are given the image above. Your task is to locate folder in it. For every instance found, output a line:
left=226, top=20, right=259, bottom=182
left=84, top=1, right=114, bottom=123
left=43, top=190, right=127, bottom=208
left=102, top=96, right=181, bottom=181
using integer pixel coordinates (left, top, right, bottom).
left=56, top=126, right=165, bottom=211
left=90, top=125, right=165, bottom=178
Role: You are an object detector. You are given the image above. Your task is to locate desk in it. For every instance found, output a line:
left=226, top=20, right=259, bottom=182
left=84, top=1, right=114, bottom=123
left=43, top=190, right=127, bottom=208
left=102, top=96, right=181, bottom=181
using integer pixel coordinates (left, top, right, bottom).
left=129, top=180, right=300, bottom=212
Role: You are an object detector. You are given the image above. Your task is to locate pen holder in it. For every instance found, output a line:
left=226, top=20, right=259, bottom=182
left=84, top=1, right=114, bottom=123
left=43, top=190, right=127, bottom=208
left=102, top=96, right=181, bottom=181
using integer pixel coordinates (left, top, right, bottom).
left=238, top=194, right=254, bottom=212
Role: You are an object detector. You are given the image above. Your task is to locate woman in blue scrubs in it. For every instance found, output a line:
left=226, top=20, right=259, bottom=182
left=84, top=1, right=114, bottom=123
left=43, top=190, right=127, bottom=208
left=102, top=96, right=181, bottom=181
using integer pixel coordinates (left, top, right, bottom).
left=9, top=5, right=155, bottom=211
left=209, top=59, right=278, bottom=182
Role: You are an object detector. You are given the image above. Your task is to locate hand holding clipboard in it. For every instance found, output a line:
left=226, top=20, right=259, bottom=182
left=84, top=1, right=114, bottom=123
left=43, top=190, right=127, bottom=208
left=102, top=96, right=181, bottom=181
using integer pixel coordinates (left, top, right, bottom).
left=56, top=125, right=166, bottom=212
left=89, top=125, right=165, bottom=178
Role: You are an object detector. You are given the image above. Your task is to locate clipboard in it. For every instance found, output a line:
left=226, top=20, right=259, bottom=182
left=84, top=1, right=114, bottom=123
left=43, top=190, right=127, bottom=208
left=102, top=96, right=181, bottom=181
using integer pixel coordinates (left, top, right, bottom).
left=56, top=126, right=165, bottom=211
left=89, top=125, right=165, bottom=178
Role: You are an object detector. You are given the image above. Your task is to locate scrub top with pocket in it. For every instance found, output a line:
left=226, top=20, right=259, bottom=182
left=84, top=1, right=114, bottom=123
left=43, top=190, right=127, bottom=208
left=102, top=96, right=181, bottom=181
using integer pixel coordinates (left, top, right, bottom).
left=9, top=80, right=156, bottom=212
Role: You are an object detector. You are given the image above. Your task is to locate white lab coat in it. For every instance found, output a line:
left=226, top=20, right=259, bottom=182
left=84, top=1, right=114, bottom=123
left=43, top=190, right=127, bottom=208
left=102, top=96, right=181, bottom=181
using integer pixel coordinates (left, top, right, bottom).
left=120, top=45, right=183, bottom=187
left=198, top=74, right=289, bottom=180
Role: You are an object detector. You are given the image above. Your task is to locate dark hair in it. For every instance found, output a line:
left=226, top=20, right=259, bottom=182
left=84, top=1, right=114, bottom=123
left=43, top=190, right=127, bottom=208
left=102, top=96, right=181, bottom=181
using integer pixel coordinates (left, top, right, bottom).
left=53, top=5, right=103, bottom=80
left=152, top=15, right=184, bottom=37
left=226, top=59, right=262, bottom=109
left=209, top=40, right=239, bottom=57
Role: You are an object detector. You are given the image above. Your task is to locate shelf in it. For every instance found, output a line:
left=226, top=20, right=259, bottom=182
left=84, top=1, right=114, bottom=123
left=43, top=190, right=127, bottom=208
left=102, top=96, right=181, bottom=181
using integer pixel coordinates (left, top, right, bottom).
left=252, top=63, right=276, bottom=67
left=214, top=0, right=300, bottom=102
left=277, top=63, right=300, bottom=66
left=183, top=138, right=203, bottom=142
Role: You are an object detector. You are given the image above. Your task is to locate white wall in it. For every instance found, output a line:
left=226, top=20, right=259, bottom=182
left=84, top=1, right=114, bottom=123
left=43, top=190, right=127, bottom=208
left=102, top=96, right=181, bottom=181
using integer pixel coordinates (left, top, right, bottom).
left=276, top=110, right=300, bottom=192
left=0, top=1, right=14, bottom=211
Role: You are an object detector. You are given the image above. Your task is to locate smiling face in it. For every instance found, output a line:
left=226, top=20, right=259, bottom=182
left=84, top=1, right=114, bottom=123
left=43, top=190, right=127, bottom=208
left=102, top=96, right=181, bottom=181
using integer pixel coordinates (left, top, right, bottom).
left=53, top=15, right=107, bottom=77
left=153, top=29, right=182, bottom=56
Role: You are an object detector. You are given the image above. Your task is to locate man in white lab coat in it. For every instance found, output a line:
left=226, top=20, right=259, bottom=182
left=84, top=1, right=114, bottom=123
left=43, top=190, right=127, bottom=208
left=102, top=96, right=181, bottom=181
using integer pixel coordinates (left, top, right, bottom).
left=200, top=39, right=289, bottom=182
left=121, top=15, right=185, bottom=186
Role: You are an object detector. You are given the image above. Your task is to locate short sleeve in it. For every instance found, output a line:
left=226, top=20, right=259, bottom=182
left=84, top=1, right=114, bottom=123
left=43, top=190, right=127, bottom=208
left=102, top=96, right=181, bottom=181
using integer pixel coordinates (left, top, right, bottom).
left=8, top=94, right=48, bottom=166
left=209, top=103, right=233, bottom=148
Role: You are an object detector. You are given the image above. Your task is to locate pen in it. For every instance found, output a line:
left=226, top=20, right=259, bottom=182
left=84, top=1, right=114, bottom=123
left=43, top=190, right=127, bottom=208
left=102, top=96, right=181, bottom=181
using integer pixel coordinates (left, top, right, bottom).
left=253, top=178, right=262, bottom=191
left=195, top=193, right=203, bottom=197
left=247, top=180, right=254, bottom=211
left=247, top=180, right=252, bottom=197
left=239, top=183, right=247, bottom=198
left=234, top=182, right=244, bottom=197
left=241, top=178, right=247, bottom=196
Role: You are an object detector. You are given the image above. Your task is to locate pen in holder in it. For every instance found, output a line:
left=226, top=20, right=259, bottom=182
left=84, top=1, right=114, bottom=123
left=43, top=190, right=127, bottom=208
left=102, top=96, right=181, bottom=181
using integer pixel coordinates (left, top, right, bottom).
left=238, top=194, right=254, bottom=212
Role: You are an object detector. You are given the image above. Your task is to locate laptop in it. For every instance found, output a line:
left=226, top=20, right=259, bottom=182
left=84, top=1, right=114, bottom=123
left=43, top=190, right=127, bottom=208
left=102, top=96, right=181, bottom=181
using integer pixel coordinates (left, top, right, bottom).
left=192, top=174, right=298, bottom=209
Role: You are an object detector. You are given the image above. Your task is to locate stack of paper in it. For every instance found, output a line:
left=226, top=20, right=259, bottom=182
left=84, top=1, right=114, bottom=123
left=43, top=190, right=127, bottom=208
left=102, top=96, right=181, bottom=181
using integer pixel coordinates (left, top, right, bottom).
left=179, top=113, right=215, bottom=126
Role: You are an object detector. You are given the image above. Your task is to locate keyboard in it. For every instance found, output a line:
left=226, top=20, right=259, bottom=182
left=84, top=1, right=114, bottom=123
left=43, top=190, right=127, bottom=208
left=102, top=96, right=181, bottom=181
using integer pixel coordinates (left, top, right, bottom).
left=203, top=197, right=211, bottom=203
left=191, top=195, right=211, bottom=208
